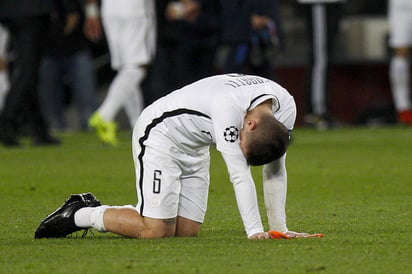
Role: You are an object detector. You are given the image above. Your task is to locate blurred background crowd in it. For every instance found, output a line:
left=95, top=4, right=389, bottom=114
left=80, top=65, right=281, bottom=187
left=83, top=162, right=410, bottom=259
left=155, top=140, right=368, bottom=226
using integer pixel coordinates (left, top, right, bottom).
left=0, top=0, right=409, bottom=147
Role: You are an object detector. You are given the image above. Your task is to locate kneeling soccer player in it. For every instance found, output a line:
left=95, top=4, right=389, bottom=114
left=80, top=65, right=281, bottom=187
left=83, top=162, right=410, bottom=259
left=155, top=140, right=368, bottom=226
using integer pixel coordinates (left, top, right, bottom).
left=35, top=73, right=321, bottom=240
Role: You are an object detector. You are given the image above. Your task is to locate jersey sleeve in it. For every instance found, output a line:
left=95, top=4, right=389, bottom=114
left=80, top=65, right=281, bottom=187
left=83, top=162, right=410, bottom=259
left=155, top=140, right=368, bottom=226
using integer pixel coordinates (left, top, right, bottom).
left=263, top=154, right=288, bottom=232
left=211, top=94, right=245, bottom=156
left=221, top=152, right=264, bottom=238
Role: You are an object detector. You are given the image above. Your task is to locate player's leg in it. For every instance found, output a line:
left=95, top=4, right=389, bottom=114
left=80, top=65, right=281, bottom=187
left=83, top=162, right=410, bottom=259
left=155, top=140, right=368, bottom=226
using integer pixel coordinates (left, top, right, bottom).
left=0, top=23, right=9, bottom=111
left=73, top=204, right=177, bottom=239
left=390, top=46, right=412, bottom=125
left=175, top=216, right=202, bottom=237
left=87, top=15, right=121, bottom=144
left=104, top=209, right=176, bottom=238
left=303, top=3, right=329, bottom=129
left=34, top=192, right=174, bottom=239
left=100, top=15, right=153, bottom=123
left=121, top=15, right=155, bottom=126
left=35, top=174, right=181, bottom=239
left=97, top=64, right=145, bottom=123
left=95, top=120, right=187, bottom=238
left=89, top=16, right=154, bottom=144
left=98, top=206, right=177, bottom=238
left=38, top=56, right=66, bottom=130
left=388, top=0, right=412, bottom=124
left=91, top=64, right=146, bottom=145
left=175, top=151, right=210, bottom=237
left=390, top=47, right=411, bottom=117
left=310, top=4, right=327, bottom=118
left=70, top=49, right=98, bottom=130
left=122, top=65, right=147, bottom=127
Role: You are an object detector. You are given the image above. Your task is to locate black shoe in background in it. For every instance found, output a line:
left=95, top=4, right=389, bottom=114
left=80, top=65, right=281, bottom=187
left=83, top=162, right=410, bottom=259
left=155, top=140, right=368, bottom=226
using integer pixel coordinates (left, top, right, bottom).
left=0, top=116, right=21, bottom=147
left=32, top=134, right=61, bottom=146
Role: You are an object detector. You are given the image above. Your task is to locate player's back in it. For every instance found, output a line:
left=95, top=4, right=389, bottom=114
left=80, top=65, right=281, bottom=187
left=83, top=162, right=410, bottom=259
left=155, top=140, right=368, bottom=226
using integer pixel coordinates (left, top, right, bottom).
left=154, top=74, right=291, bottom=115
left=137, top=74, right=295, bottom=153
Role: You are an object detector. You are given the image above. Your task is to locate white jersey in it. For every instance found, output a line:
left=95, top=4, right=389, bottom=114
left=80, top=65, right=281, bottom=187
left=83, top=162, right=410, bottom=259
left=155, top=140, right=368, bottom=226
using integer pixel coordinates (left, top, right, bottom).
left=102, top=0, right=155, bottom=18
left=140, top=74, right=296, bottom=156
left=134, top=74, right=296, bottom=237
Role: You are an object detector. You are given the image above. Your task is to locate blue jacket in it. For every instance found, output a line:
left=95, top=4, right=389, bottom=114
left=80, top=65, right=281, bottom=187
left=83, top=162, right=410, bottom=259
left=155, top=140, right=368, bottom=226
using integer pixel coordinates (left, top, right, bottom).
left=220, top=0, right=283, bottom=49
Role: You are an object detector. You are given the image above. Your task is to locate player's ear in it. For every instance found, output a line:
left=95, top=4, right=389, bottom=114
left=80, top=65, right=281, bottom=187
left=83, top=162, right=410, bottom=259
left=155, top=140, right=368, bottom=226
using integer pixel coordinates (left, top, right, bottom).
left=246, top=119, right=257, bottom=130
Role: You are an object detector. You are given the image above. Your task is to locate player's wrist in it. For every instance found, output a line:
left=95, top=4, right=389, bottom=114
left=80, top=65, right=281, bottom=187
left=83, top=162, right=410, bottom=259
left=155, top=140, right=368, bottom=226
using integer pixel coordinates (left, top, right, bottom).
left=247, top=228, right=265, bottom=239
left=85, top=2, right=99, bottom=18
left=270, top=225, right=288, bottom=233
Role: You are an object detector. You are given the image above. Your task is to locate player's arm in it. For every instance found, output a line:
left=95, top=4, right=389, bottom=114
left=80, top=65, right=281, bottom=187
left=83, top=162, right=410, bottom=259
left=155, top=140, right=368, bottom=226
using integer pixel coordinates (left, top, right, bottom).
left=264, top=154, right=323, bottom=239
left=60, top=0, right=80, bottom=34
left=221, top=152, right=265, bottom=239
left=263, top=154, right=288, bottom=232
left=83, top=0, right=102, bottom=42
left=212, top=94, right=269, bottom=239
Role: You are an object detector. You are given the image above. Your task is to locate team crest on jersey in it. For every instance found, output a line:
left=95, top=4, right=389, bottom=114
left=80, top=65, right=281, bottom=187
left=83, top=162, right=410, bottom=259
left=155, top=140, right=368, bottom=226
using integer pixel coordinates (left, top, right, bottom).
left=223, top=126, right=239, bottom=143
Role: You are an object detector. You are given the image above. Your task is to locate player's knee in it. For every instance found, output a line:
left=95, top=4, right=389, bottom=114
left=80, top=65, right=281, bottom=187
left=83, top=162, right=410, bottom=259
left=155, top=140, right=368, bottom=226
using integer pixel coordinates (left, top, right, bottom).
left=141, top=217, right=177, bottom=239
left=175, top=229, right=199, bottom=237
left=175, top=216, right=201, bottom=237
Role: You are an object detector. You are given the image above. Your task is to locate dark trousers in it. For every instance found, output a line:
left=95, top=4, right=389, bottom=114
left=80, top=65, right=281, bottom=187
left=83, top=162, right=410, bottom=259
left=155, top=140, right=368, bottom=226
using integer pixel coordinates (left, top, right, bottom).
left=217, top=43, right=276, bottom=81
left=302, top=3, right=343, bottom=116
left=0, top=15, right=51, bottom=139
left=174, top=43, right=217, bottom=88
left=143, top=42, right=179, bottom=106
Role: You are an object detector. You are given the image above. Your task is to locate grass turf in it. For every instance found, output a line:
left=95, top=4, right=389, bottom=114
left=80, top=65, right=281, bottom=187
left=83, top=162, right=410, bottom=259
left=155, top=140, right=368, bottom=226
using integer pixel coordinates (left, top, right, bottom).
left=0, top=127, right=411, bottom=273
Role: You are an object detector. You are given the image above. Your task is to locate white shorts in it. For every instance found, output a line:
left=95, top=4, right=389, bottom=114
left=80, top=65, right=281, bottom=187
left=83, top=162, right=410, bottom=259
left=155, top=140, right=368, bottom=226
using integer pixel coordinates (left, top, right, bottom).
left=389, top=0, right=412, bottom=47
left=102, top=15, right=156, bottom=69
left=133, top=125, right=210, bottom=223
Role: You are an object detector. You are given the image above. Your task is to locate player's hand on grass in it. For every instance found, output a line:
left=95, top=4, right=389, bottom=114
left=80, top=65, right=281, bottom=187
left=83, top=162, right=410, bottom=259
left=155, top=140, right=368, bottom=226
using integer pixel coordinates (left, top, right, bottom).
left=285, top=231, right=324, bottom=238
left=268, top=230, right=323, bottom=239
left=249, top=232, right=270, bottom=240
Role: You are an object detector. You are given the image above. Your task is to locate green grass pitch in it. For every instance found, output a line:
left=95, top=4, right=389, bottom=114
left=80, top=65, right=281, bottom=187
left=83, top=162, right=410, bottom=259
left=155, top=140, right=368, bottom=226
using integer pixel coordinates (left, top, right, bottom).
left=0, top=127, right=411, bottom=273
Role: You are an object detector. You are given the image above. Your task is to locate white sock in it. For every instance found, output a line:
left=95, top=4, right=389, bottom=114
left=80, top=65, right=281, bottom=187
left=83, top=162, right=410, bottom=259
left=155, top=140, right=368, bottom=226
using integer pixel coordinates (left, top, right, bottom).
left=124, top=85, right=144, bottom=127
left=98, top=65, right=145, bottom=124
left=0, top=71, right=9, bottom=110
left=74, top=205, right=109, bottom=232
left=390, top=56, right=411, bottom=111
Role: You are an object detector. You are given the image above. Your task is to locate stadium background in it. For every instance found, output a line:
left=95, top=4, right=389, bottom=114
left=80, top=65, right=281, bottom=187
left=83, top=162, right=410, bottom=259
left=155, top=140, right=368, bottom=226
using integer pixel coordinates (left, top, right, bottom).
left=86, top=0, right=394, bottom=128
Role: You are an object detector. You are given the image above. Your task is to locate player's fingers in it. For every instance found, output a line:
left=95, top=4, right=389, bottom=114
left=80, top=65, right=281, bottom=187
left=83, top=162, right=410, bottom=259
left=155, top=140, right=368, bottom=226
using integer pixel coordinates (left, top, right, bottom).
left=268, top=230, right=291, bottom=239
left=286, top=232, right=306, bottom=238
left=287, top=232, right=324, bottom=238
left=269, top=231, right=324, bottom=239
left=301, top=233, right=324, bottom=238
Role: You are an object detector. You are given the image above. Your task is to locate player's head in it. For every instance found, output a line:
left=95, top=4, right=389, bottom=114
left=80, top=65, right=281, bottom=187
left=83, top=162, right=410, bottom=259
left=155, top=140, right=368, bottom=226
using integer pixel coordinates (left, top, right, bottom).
left=240, top=113, right=290, bottom=166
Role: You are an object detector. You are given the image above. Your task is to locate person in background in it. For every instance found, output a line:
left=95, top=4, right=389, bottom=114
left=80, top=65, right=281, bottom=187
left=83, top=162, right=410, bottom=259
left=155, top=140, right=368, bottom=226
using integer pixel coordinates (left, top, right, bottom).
left=0, top=23, right=9, bottom=111
left=388, top=0, right=412, bottom=125
left=165, top=0, right=221, bottom=87
left=297, top=0, right=346, bottom=130
left=87, top=0, right=156, bottom=146
left=38, top=0, right=98, bottom=131
left=216, top=0, right=284, bottom=81
left=143, top=0, right=180, bottom=105
left=0, top=0, right=60, bottom=147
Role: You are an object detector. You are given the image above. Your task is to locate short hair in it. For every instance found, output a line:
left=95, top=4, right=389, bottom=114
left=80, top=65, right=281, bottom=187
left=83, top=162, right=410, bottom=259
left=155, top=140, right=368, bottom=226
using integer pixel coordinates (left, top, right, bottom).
left=245, top=114, right=290, bottom=166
